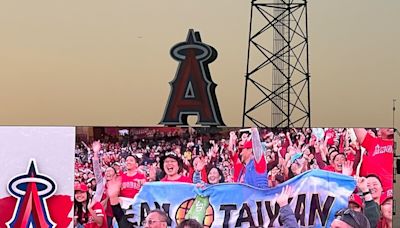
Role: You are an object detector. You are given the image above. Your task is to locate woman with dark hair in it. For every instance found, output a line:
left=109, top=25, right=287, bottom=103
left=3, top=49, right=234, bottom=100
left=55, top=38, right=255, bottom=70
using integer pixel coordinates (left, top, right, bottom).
left=193, top=159, right=225, bottom=186
left=206, top=166, right=225, bottom=184
left=74, top=183, right=107, bottom=228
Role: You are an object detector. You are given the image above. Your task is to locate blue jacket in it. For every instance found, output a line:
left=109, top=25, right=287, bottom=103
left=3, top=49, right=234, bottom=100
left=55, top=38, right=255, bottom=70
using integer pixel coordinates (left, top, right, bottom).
left=239, top=159, right=269, bottom=189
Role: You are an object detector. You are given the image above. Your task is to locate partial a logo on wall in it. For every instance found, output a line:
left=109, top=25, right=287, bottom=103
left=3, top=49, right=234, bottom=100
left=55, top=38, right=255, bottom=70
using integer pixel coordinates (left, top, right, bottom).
left=0, top=159, right=73, bottom=228
left=160, top=29, right=225, bottom=126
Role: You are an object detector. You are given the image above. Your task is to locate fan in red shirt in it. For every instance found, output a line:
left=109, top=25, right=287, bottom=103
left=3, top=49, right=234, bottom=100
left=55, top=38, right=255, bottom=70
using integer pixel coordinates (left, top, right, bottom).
left=353, top=128, right=394, bottom=190
left=74, top=183, right=107, bottom=228
left=160, top=151, right=192, bottom=183
left=119, top=155, right=147, bottom=198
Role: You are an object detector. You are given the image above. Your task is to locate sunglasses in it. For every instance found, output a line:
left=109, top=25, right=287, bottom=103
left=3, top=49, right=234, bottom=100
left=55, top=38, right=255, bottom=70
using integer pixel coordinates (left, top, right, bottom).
left=334, top=208, right=360, bottom=226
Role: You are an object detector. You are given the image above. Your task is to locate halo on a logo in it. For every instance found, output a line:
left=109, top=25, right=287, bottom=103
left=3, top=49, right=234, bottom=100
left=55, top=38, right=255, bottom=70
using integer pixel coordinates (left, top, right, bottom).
left=172, top=43, right=210, bottom=60
left=7, top=159, right=57, bottom=198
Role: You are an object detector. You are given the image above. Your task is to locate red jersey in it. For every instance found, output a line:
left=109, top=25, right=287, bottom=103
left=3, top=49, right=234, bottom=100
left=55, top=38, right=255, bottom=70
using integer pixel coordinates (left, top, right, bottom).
left=161, top=175, right=192, bottom=183
left=84, top=202, right=107, bottom=228
left=360, top=133, right=393, bottom=190
left=120, top=172, right=146, bottom=198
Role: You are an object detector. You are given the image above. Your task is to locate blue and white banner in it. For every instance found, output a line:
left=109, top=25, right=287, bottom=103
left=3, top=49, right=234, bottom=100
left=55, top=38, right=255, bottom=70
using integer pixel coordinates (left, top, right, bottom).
left=124, top=170, right=356, bottom=228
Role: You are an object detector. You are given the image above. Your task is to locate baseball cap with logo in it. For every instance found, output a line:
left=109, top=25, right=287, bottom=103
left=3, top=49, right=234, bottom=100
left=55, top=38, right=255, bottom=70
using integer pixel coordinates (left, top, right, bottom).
left=380, top=189, right=393, bottom=205
left=349, top=193, right=363, bottom=208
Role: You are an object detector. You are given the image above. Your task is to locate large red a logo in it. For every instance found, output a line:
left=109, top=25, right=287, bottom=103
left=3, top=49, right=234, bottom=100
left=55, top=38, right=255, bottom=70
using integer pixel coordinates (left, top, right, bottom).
left=160, top=29, right=225, bottom=126
left=0, top=159, right=72, bottom=228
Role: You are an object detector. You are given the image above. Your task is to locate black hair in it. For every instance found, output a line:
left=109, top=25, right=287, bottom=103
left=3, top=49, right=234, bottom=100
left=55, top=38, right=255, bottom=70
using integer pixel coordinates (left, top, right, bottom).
left=328, top=150, right=339, bottom=165
left=177, top=219, right=203, bottom=228
left=365, top=174, right=382, bottom=184
left=206, top=166, right=225, bottom=183
left=127, top=154, right=141, bottom=164
left=160, top=153, right=184, bottom=175
left=332, top=153, right=346, bottom=162
left=309, top=146, right=316, bottom=155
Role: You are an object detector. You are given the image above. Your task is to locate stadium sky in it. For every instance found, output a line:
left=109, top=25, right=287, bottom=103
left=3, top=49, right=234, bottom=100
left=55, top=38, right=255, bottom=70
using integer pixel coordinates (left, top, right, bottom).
left=0, top=0, right=399, bottom=128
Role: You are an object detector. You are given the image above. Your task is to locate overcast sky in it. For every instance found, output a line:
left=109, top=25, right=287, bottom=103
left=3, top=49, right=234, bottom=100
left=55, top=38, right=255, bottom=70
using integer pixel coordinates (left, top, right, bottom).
left=0, top=0, right=399, bottom=128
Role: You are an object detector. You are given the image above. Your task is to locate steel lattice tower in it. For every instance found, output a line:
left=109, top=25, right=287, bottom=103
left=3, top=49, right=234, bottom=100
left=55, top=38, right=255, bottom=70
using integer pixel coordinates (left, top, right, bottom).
left=242, top=0, right=311, bottom=128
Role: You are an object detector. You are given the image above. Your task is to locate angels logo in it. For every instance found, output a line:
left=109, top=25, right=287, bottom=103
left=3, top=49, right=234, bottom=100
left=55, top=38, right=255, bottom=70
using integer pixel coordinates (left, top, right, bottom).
left=160, top=29, right=225, bottom=126
left=0, top=159, right=73, bottom=228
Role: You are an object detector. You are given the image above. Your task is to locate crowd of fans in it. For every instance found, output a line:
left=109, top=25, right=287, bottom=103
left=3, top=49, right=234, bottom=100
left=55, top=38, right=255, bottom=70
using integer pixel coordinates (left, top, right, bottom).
left=74, top=127, right=394, bottom=228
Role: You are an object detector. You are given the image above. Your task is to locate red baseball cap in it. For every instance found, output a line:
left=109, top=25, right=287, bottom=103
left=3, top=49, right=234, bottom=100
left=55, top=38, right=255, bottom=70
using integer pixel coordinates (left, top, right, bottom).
left=380, top=189, right=393, bottom=205
left=349, top=193, right=363, bottom=208
left=243, top=140, right=253, bottom=149
left=74, top=183, right=88, bottom=192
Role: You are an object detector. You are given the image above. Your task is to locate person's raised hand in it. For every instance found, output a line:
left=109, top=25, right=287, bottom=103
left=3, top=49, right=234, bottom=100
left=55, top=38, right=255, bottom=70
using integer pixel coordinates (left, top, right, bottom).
left=342, top=160, right=353, bottom=176
left=92, top=140, right=101, bottom=155
left=355, top=176, right=369, bottom=192
left=276, top=185, right=293, bottom=207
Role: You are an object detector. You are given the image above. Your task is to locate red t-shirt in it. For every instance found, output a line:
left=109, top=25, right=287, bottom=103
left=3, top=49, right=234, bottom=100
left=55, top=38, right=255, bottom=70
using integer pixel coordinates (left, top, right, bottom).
left=84, top=202, right=107, bottom=228
left=120, top=172, right=146, bottom=198
left=161, top=175, right=192, bottom=183
left=323, top=165, right=335, bottom=172
left=231, top=152, right=244, bottom=182
left=360, top=133, right=393, bottom=190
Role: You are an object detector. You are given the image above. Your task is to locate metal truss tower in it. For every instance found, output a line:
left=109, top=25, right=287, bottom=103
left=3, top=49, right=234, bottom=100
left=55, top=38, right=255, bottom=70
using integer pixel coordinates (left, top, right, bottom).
left=242, top=0, right=311, bottom=128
